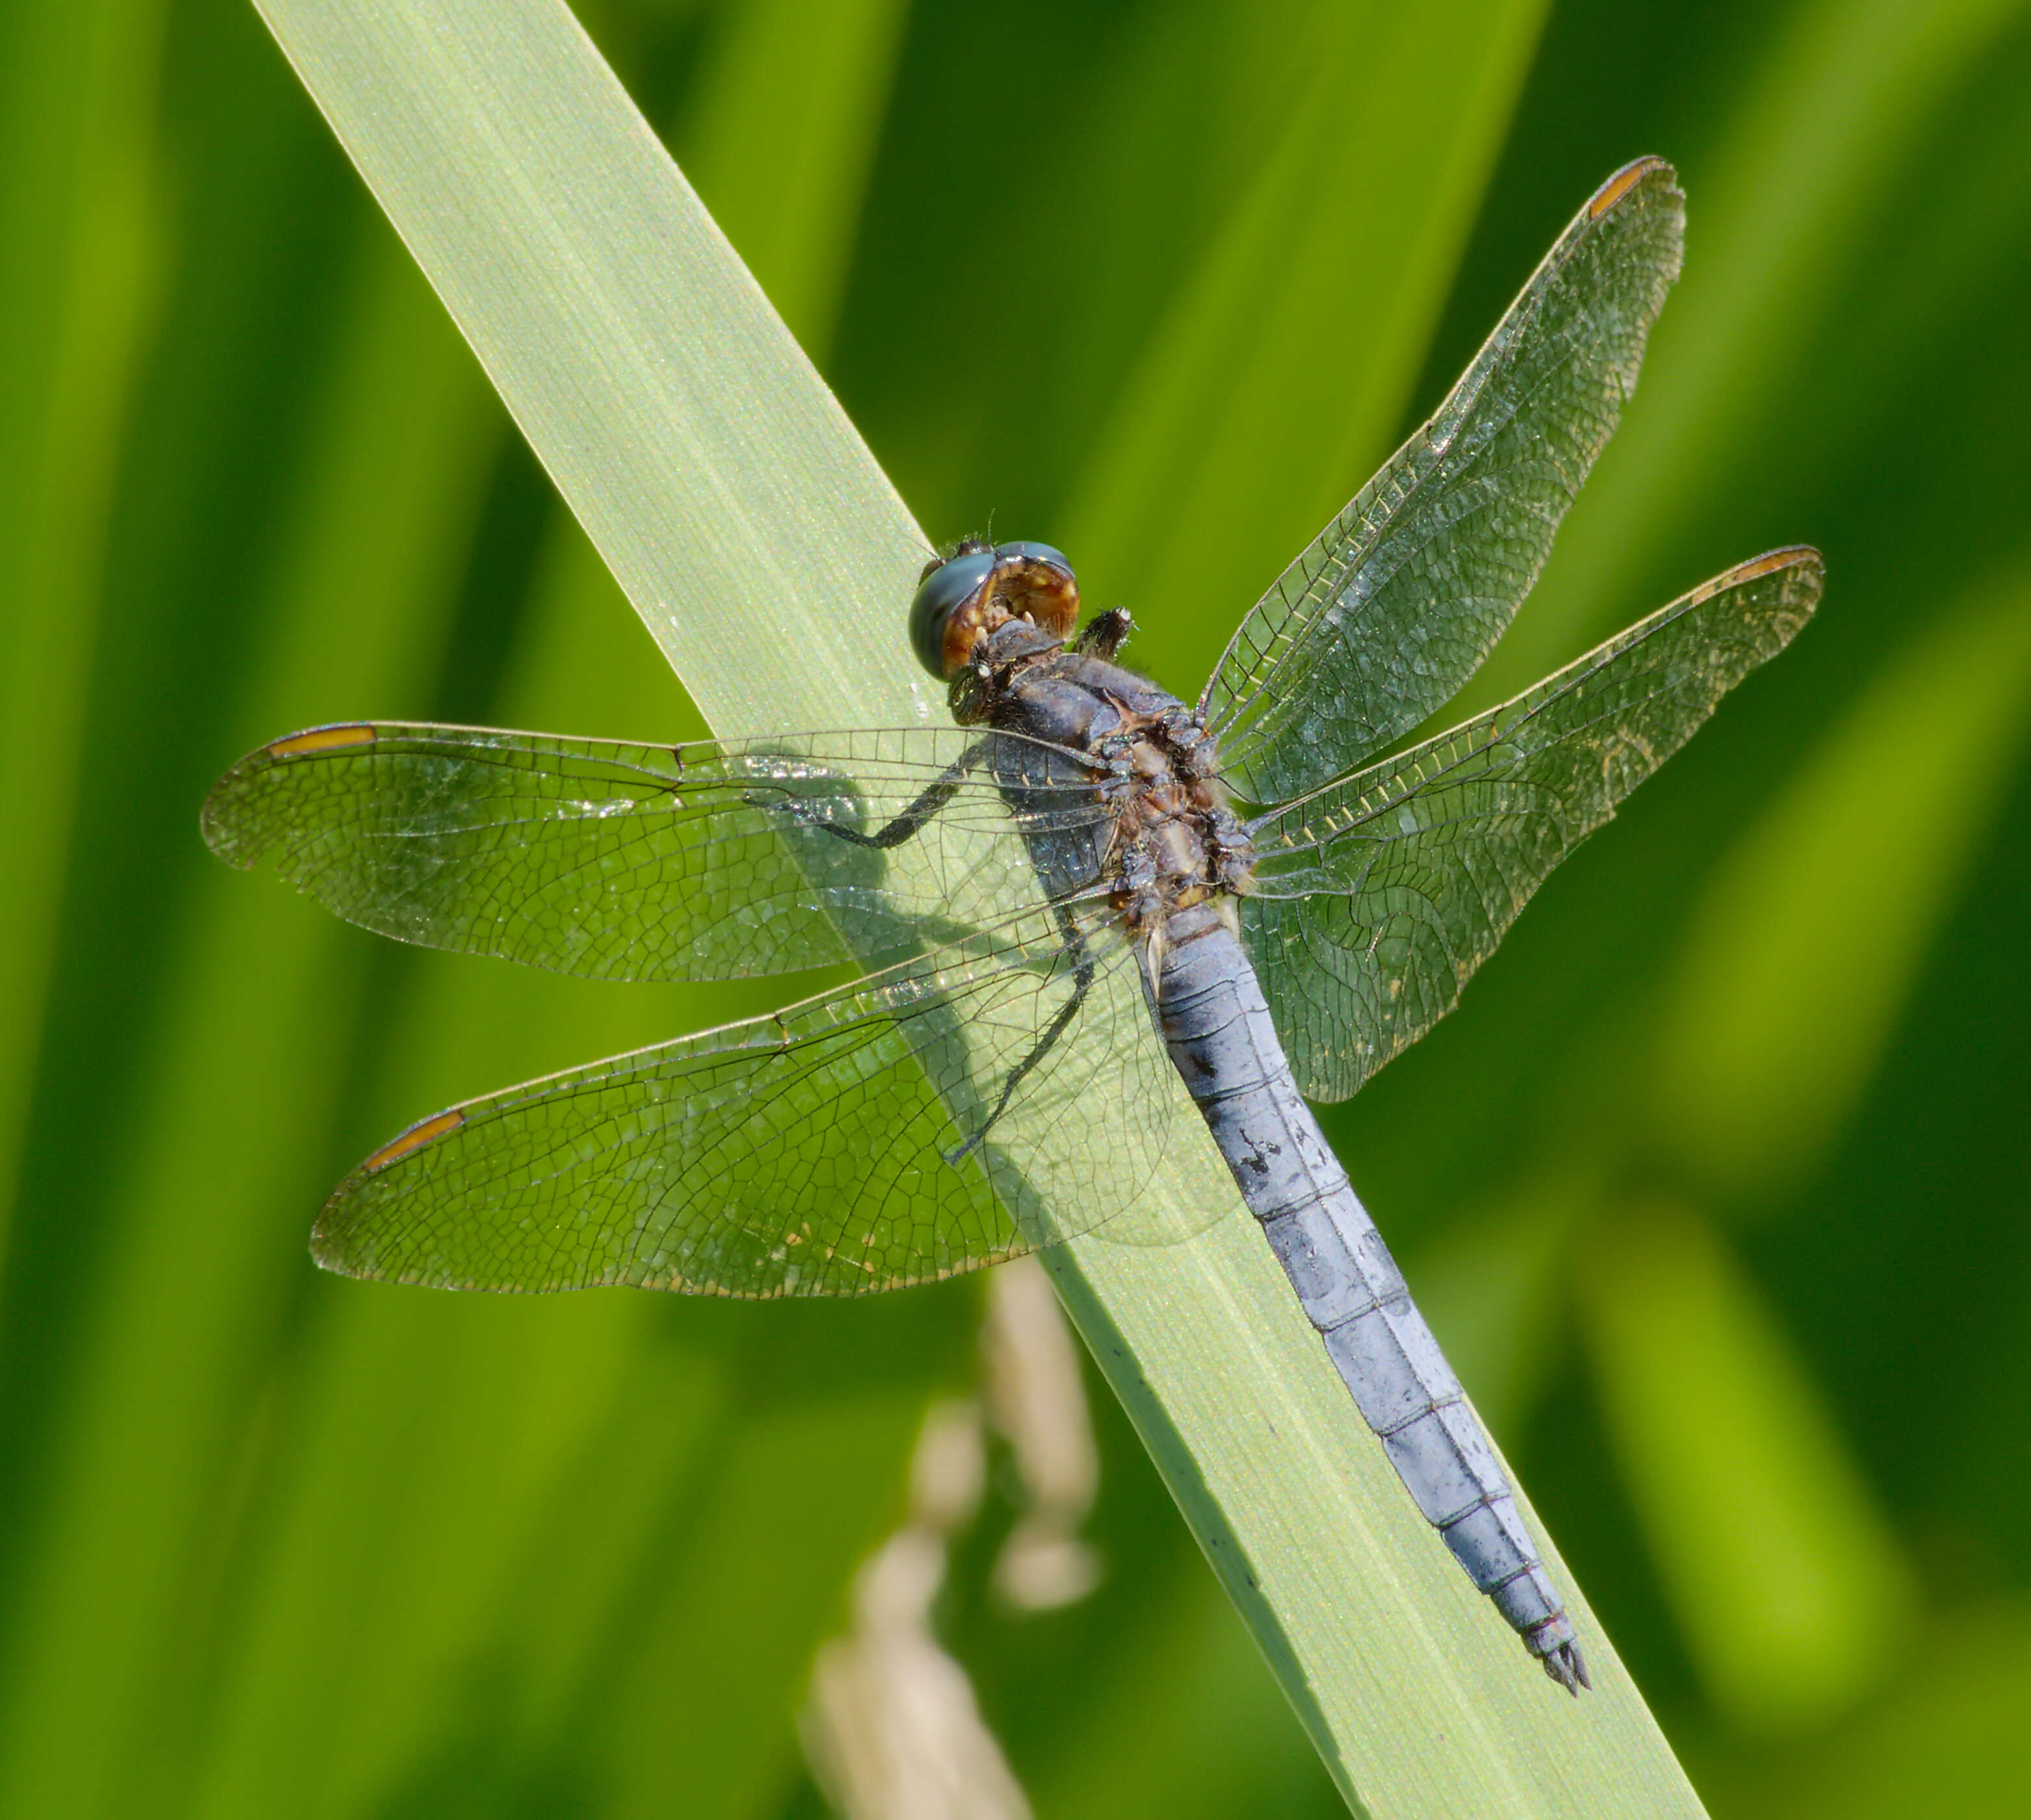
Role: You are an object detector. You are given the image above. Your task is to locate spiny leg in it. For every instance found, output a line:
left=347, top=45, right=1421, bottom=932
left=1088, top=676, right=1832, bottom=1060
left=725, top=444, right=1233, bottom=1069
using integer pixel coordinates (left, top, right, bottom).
left=946, top=899, right=1097, bottom=1166
left=819, top=741, right=984, bottom=851
left=1072, top=607, right=1133, bottom=661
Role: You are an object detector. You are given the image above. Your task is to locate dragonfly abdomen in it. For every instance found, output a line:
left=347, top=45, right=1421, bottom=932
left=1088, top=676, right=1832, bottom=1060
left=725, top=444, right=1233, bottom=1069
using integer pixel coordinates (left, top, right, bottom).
left=1146, top=906, right=1589, bottom=1693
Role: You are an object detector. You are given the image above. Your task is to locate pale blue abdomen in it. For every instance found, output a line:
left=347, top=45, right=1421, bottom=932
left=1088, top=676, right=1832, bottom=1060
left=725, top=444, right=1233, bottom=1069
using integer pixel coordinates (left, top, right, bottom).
left=1147, top=907, right=1584, bottom=1685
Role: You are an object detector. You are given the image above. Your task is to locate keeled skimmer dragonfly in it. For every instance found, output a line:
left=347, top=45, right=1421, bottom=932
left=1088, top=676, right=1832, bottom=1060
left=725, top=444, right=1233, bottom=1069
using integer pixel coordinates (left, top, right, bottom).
left=205, top=159, right=1819, bottom=1693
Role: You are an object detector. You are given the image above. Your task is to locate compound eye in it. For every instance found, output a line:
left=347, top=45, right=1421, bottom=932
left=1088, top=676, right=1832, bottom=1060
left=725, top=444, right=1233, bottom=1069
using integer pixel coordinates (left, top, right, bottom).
left=908, top=550, right=995, bottom=678
left=993, top=540, right=1073, bottom=576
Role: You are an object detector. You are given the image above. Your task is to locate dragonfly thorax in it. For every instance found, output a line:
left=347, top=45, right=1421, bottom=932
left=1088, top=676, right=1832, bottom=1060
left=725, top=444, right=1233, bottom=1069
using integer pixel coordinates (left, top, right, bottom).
left=963, top=627, right=1257, bottom=951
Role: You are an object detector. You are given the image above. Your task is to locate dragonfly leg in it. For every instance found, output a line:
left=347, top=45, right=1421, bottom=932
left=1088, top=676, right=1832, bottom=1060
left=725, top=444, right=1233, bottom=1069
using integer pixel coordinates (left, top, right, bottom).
left=1071, top=607, right=1133, bottom=661
left=945, top=901, right=1095, bottom=1166
left=820, top=742, right=984, bottom=850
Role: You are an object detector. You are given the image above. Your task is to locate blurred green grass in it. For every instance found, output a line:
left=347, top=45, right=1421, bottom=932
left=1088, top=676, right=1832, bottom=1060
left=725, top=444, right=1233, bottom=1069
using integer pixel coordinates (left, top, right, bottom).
left=2, top=0, right=2029, bottom=1814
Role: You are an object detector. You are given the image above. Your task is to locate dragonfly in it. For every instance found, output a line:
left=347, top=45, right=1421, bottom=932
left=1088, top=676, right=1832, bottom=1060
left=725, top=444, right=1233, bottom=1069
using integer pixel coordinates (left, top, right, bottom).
left=204, top=158, right=1819, bottom=1694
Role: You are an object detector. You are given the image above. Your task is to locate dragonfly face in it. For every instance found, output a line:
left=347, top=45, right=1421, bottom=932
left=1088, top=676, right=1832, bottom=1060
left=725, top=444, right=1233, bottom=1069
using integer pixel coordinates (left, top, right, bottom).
left=203, top=157, right=1822, bottom=1694
left=909, top=537, right=1079, bottom=679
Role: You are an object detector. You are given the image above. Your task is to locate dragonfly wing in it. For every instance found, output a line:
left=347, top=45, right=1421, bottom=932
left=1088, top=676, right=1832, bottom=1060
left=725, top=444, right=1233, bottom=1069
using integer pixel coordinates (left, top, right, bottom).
left=1200, top=158, right=1685, bottom=805
left=1241, top=548, right=1822, bottom=1102
left=202, top=722, right=1113, bottom=982
left=311, top=900, right=1190, bottom=1297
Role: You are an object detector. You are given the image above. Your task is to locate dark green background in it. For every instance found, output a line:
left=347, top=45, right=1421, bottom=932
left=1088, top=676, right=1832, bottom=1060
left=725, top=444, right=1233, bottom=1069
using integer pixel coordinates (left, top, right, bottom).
left=3, top=0, right=2028, bottom=1812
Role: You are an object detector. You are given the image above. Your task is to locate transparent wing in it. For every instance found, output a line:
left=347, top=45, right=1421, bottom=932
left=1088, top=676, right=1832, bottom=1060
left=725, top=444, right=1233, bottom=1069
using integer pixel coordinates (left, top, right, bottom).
left=1200, top=158, right=1686, bottom=805
left=1241, top=549, right=1822, bottom=1101
left=202, top=722, right=1114, bottom=981
left=311, top=898, right=1195, bottom=1297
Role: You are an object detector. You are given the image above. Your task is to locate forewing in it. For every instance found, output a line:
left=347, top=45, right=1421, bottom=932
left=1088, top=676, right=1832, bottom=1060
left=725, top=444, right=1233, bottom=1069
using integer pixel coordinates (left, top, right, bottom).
left=202, top=722, right=1112, bottom=981
left=311, top=901, right=1189, bottom=1297
left=1241, top=549, right=1822, bottom=1101
left=1201, top=158, right=1685, bottom=805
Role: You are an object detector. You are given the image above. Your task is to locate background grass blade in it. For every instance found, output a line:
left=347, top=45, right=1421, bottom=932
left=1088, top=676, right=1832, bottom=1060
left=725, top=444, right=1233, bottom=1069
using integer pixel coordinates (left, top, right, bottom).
left=0, top=0, right=166, bottom=1280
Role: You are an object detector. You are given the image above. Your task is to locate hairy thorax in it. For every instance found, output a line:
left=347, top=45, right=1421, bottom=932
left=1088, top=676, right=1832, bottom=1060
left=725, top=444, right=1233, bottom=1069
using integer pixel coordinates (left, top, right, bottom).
left=951, top=618, right=1256, bottom=953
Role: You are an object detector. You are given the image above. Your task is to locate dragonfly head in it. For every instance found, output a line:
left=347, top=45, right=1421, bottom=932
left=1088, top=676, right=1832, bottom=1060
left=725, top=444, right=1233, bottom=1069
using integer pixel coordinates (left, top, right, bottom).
left=910, top=537, right=1080, bottom=678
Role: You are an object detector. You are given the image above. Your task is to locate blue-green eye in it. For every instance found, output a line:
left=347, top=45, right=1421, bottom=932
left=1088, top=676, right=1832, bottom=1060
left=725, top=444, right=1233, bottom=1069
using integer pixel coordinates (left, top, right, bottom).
left=992, top=540, right=1071, bottom=572
left=909, top=551, right=995, bottom=678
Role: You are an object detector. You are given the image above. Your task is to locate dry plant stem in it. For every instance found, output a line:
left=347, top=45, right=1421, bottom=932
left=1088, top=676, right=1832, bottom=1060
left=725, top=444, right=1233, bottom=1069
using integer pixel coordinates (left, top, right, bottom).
left=252, top=0, right=1705, bottom=1810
